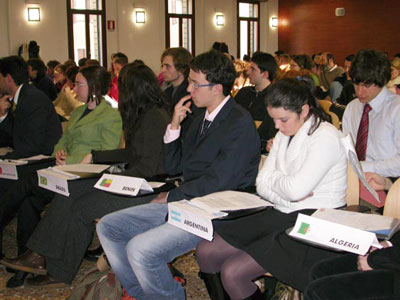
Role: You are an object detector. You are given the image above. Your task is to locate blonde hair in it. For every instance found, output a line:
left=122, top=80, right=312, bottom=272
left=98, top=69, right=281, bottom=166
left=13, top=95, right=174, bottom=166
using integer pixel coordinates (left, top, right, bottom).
left=391, top=58, right=400, bottom=70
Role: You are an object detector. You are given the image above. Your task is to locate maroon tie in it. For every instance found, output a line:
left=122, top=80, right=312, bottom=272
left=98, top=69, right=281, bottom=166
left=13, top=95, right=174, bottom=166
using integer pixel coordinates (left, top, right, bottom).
left=355, top=104, right=372, bottom=161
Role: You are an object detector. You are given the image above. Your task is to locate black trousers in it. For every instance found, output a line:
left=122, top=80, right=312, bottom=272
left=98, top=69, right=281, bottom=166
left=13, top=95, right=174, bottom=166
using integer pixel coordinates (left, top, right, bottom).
left=27, top=179, right=156, bottom=283
left=0, top=172, right=55, bottom=256
left=304, top=254, right=400, bottom=300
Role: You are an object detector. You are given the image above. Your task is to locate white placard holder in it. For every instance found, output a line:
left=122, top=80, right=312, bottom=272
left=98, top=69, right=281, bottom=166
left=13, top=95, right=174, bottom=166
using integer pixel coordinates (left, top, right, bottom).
left=0, top=161, right=18, bottom=180
left=37, top=168, right=79, bottom=196
left=94, top=174, right=153, bottom=196
left=168, top=201, right=214, bottom=241
left=289, top=214, right=382, bottom=255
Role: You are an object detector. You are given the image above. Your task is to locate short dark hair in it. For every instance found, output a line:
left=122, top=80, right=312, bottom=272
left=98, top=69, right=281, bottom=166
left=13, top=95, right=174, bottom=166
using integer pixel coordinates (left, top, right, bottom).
left=274, top=50, right=285, bottom=57
left=0, top=55, right=29, bottom=85
left=395, top=53, right=400, bottom=59
left=65, top=66, right=79, bottom=83
left=64, top=59, right=77, bottom=69
left=292, top=54, right=313, bottom=71
left=190, top=50, right=236, bottom=96
left=161, top=48, right=193, bottom=78
left=78, top=58, right=88, bottom=67
left=113, top=56, right=128, bottom=66
left=266, top=78, right=329, bottom=135
left=212, top=41, right=229, bottom=54
left=111, top=52, right=128, bottom=61
left=47, top=60, right=60, bottom=69
left=251, top=51, right=278, bottom=82
left=350, top=49, right=391, bottom=87
left=326, top=53, right=336, bottom=64
left=27, top=58, right=47, bottom=78
left=345, top=54, right=355, bottom=62
left=79, top=65, right=111, bottom=105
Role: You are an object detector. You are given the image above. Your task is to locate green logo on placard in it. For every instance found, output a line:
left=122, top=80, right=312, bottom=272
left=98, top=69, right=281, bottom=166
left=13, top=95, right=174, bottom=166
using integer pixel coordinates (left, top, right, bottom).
left=298, top=222, right=310, bottom=235
left=40, top=176, right=48, bottom=186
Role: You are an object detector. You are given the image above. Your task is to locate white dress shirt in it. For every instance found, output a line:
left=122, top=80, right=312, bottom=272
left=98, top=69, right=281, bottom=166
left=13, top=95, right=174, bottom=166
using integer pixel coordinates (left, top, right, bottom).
left=342, top=87, right=400, bottom=177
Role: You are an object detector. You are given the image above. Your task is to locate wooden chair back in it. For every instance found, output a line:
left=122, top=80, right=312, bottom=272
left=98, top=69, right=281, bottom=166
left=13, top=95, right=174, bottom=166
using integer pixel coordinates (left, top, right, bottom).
left=318, top=100, right=332, bottom=114
left=326, top=111, right=341, bottom=129
left=345, top=163, right=360, bottom=206
left=383, top=178, right=400, bottom=219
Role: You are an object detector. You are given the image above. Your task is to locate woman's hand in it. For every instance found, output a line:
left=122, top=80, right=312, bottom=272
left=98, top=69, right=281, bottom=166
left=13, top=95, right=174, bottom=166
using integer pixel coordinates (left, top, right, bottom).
left=80, top=153, right=93, bottom=164
left=266, top=138, right=274, bottom=152
left=55, top=149, right=67, bottom=165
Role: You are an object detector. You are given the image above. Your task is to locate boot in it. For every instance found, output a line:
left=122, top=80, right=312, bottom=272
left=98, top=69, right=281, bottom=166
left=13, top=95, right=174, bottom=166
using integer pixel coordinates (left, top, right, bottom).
left=243, top=288, right=264, bottom=300
left=199, top=271, right=230, bottom=300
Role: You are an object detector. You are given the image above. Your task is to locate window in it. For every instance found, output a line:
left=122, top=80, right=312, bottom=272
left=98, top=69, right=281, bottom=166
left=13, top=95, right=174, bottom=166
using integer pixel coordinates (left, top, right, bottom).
left=237, top=1, right=260, bottom=60
left=67, top=0, right=107, bottom=66
left=165, top=0, right=195, bottom=54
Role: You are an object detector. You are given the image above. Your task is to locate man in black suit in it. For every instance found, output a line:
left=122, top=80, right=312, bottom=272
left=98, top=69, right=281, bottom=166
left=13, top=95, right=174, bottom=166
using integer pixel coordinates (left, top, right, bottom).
left=0, top=56, right=62, bottom=160
left=95, top=50, right=261, bottom=300
left=161, top=47, right=203, bottom=138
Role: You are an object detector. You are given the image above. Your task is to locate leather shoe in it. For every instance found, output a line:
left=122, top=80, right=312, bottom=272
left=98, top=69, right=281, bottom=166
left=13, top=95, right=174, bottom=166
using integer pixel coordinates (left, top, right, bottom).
left=85, top=245, right=103, bottom=261
left=0, top=250, right=47, bottom=275
left=25, top=274, right=68, bottom=288
left=6, top=271, right=27, bottom=288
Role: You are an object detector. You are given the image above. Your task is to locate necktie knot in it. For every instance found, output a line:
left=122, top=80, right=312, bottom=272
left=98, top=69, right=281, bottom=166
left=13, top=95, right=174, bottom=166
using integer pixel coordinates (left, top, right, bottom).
left=363, top=103, right=372, bottom=114
left=201, top=119, right=212, bottom=136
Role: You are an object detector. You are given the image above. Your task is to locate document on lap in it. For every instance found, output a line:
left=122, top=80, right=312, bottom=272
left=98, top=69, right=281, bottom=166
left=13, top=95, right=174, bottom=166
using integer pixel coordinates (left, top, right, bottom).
left=94, top=173, right=155, bottom=196
left=341, top=134, right=380, bottom=202
left=168, top=191, right=273, bottom=241
left=312, top=208, right=400, bottom=240
left=289, top=213, right=382, bottom=255
left=0, top=154, right=54, bottom=180
left=37, top=164, right=110, bottom=196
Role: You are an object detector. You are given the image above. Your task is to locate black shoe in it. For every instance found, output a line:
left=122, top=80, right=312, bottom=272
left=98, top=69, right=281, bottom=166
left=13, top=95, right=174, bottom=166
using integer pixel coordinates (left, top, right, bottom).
left=84, top=245, right=103, bottom=261
left=199, top=272, right=230, bottom=300
left=6, top=271, right=28, bottom=288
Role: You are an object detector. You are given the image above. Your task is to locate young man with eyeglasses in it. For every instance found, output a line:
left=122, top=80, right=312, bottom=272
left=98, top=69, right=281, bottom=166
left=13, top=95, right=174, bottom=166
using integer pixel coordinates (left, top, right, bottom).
left=96, top=50, right=261, bottom=300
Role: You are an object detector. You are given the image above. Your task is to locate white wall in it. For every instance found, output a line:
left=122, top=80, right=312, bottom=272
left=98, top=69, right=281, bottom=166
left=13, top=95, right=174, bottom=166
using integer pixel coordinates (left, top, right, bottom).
left=1, top=0, right=278, bottom=73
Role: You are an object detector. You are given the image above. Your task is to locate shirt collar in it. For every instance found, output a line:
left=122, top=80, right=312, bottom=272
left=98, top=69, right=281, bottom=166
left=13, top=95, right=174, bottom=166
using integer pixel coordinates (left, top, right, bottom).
left=367, top=86, right=388, bottom=113
left=328, top=64, right=338, bottom=72
left=11, top=84, right=23, bottom=105
left=204, top=95, right=230, bottom=122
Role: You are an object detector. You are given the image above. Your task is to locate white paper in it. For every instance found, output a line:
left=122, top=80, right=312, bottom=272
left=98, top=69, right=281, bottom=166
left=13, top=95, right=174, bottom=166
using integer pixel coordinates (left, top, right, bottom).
left=54, top=164, right=110, bottom=174
left=312, top=208, right=400, bottom=237
left=289, top=214, right=382, bottom=255
left=94, top=174, right=153, bottom=196
left=189, top=191, right=272, bottom=214
left=0, top=161, right=18, bottom=180
left=168, top=201, right=214, bottom=241
left=340, top=134, right=380, bottom=202
left=148, top=181, right=166, bottom=189
left=18, top=154, right=53, bottom=161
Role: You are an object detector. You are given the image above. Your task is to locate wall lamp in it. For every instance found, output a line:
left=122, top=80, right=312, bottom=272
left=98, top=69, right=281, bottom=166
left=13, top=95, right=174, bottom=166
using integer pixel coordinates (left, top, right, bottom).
left=271, top=17, right=278, bottom=27
left=215, top=14, right=225, bottom=26
left=27, top=7, right=40, bottom=22
left=135, top=10, right=145, bottom=24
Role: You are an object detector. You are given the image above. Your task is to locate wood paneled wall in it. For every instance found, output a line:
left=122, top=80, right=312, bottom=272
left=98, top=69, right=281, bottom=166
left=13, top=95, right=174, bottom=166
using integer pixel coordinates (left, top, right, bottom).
left=278, top=0, right=400, bottom=65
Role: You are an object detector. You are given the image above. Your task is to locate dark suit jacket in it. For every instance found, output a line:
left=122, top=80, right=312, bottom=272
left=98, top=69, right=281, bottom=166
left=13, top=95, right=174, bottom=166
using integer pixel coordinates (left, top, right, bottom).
left=92, top=106, right=171, bottom=178
left=369, top=231, right=400, bottom=274
left=164, top=97, right=261, bottom=202
left=0, top=84, right=62, bottom=159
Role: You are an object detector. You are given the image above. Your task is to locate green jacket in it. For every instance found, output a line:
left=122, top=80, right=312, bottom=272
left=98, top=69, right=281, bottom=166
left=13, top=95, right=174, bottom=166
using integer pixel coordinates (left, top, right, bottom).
left=53, top=99, right=122, bottom=164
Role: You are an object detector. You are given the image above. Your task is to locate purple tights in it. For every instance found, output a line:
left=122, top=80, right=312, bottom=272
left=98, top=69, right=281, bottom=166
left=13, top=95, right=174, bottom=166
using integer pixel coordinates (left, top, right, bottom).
left=196, top=233, right=266, bottom=300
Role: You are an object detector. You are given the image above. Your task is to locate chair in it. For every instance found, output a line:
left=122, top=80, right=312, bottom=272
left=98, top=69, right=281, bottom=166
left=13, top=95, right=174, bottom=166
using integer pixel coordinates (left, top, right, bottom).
left=254, top=120, right=262, bottom=129
left=345, top=163, right=360, bottom=206
left=318, top=100, right=332, bottom=114
left=259, top=154, right=267, bottom=171
left=326, top=111, right=341, bottom=130
left=383, top=178, right=400, bottom=218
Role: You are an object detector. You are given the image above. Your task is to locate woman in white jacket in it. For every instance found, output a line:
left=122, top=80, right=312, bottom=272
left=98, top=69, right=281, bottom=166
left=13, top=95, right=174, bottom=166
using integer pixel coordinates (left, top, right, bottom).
left=196, top=77, right=348, bottom=300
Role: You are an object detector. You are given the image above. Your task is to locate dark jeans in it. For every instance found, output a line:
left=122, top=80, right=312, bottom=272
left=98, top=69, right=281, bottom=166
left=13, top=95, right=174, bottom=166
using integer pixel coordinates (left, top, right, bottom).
left=0, top=172, right=55, bottom=256
left=305, top=254, right=400, bottom=300
left=27, top=179, right=155, bottom=283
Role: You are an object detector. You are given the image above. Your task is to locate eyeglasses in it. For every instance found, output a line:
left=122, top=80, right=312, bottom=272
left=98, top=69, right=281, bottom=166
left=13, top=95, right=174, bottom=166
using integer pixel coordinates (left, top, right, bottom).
left=188, top=80, right=216, bottom=89
left=74, top=82, right=86, bottom=87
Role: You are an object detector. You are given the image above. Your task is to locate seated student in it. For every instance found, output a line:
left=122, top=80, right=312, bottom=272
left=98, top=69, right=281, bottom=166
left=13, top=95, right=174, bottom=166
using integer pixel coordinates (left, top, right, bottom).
left=27, top=58, right=58, bottom=101
left=52, top=66, right=83, bottom=120
left=108, top=52, right=128, bottom=102
left=195, top=77, right=347, bottom=300
left=96, top=50, right=261, bottom=300
left=342, top=49, right=400, bottom=208
left=304, top=173, right=399, bottom=300
left=0, top=64, right=122, bottom=287
left=1, top=62, right=171, bottom=288
left=53, top=64, right=68, bottom=93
